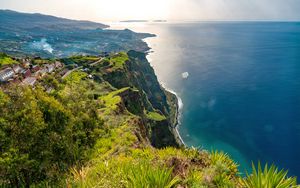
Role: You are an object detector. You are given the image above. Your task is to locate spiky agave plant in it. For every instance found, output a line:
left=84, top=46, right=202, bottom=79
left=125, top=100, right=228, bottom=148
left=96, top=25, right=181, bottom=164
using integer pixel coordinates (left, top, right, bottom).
left=210, top=150, right=239, bottom=176
left=242, top=162, right=297, bottom=188
left=124, top=161, right=180, bottom=188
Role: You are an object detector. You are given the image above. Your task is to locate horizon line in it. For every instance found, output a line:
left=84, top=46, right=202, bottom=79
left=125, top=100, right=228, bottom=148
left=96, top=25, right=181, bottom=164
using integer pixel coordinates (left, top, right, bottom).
left=1, top=9, right=300, bottom=24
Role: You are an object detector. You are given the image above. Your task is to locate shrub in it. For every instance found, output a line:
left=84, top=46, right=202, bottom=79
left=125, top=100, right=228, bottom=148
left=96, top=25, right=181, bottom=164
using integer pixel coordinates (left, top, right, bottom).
left=242, top=162, right=297, bottom=188
left=210, top=150, right=238, bottom=177
left=123, top=162, right=180, bottom=188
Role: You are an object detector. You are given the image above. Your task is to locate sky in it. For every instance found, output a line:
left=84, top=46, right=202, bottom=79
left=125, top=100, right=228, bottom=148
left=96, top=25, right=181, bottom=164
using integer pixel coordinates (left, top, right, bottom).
left=0, top=0, right=300, bottom=22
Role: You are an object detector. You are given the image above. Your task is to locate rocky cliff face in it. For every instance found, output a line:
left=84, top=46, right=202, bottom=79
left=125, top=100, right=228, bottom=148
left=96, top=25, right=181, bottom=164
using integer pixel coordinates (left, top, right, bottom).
left=97, top=51, right=180, bottom=148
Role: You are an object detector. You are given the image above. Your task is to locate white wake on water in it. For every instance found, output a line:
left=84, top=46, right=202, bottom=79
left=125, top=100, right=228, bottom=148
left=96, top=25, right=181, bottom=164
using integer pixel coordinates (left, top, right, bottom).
left=160, top=82, right=186, bottom=146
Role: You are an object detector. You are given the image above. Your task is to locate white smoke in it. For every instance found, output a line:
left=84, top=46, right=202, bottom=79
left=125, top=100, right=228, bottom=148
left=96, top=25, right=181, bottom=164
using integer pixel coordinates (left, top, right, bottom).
left=31, top=38, right=54, bottom=53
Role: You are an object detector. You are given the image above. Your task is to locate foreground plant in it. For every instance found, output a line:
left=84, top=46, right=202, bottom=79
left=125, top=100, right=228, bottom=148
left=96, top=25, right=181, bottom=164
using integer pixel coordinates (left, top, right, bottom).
left=123, top=162, right=180, bottom=188
left=242, top=162, right=297, bottom=188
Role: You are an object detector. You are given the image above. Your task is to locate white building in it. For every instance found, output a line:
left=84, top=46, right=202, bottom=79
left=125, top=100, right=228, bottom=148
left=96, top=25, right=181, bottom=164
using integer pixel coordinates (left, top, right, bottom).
left=45, top=64, right=55, bottom=73
left=13, top=65, right=22, bottom=74
left=0, top=68, right=15, bottom=82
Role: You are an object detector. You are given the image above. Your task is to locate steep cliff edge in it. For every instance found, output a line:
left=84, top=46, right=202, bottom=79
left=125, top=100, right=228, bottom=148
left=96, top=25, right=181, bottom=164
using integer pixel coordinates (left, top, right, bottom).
left=93, top=50, right=181, bottom=148
left=65, top=51, right=298, bottom=187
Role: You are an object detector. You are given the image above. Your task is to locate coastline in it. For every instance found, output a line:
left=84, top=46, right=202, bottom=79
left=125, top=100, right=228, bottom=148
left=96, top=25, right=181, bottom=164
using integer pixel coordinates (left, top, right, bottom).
left=165, top=87, right=186, bottom=147
left=141, top=33, right=186, bottom=147
left=144, top=49, right=186, bottom=147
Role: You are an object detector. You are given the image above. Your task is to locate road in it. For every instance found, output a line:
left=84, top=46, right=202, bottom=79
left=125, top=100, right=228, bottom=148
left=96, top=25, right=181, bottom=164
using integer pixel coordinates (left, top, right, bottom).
left=89, top=58, right=103, bottom=66
left=62, top=58, right=102, bottom=79
left=62, top=66, right=82, bottom=79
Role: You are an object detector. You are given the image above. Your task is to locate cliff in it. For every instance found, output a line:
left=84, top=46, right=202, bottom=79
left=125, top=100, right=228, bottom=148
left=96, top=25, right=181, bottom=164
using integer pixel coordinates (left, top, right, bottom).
left=95, top=50, right=180, bottom=148
left=0, top=51, right=297, bottom=187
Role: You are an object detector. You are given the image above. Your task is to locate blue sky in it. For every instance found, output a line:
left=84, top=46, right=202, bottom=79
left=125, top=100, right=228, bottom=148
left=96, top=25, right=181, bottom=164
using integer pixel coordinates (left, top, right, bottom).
left=0, top=0, right=300, bottom=21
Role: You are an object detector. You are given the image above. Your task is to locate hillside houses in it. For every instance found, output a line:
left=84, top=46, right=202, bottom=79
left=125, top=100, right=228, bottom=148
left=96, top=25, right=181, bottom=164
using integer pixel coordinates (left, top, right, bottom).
left=0, top=59, right=64, bottom=86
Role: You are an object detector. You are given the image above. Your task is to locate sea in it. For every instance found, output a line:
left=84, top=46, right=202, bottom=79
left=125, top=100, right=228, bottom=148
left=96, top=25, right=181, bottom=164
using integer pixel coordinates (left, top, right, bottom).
left=109, top=21, right=300, bottom=177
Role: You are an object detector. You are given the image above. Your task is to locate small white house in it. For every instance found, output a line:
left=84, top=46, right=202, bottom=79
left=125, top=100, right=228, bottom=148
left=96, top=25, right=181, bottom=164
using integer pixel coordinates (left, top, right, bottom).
left=45, top=64, right=55, bottom=73
left=13, top=65, right=22, bottom=74
left=0, top=68, right=15, bottom=82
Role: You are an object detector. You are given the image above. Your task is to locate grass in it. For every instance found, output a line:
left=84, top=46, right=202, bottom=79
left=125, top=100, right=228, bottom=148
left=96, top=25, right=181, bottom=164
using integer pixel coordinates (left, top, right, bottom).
left=33, top=59, right=54, bottom=65
left=108, top=52, right=129, bottom=70
left=241, top=162, right=297, bottom=188
left=146, top=111, right=167, bottom=121
left=98, top=87, right=130, bottom=115
left=68, top=55, right=100, bottom=65
left=65, top=71, right=87, bottom=84
left=0, top=53, right=17, bottom=68
left=99, top=93, right=122, bottom=112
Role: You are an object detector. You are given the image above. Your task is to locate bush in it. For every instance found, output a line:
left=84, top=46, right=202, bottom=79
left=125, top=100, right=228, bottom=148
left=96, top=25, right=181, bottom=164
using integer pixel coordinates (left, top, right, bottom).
left=123, top=162, right=180, bottom=188
left=242, top=162, right=297, bottom=188
left=0, top=85, right=104, bottom=187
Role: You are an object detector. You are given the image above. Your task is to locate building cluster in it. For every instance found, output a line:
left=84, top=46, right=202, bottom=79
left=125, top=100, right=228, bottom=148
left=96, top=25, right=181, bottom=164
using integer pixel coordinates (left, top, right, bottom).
left=0, top=59, right=63, bottom=86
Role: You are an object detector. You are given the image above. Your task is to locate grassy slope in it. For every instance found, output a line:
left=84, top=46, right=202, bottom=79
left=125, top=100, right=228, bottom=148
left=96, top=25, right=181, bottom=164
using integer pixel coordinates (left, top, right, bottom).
left=0, top=53, right=17, bottom=68
left=63, top=52, right=298, bottom=188
left=62, top=53, right=242, bottom=188
left=145, top=111, right=167, bottom=121
left=65, top=71, right=88, bottom=84
left=67, top=88, right=241, bottom=187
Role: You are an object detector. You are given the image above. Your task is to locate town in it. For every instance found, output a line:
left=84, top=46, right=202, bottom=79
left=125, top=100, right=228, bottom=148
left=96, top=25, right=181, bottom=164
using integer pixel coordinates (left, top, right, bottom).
left=0, top=53, right=107, bottom=88
left=0, top=57, right=64, bottom=86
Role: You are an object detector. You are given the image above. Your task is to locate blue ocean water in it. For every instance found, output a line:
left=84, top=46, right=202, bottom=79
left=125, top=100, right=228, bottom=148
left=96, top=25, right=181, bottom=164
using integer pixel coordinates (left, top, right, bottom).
left=113, top=22, right=300, bottom=177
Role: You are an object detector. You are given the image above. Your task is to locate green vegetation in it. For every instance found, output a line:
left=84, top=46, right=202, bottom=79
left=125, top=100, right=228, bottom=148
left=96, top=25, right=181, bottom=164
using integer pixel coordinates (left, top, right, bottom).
left=0, top=51, right=298, bottom=187
left=123, top=162, right=180, bottom=188
left=241, top=162, right=297, bottom=188
left=62, top=55, right=100, bottom=66
left=65, top=71, right=87, bottom=84
left=0, top=53, right=17, bottom=67
left=146, top=111, right=167, bottom=121
left=33, top=58, right=54, bottom=65
left=99, top=91, right=122, bottom=113
left=0, top=84, right=104, bottom=187
left=109, top=52, right=129, bottom=70
left=98, top=52, right=129, bottom=72
left=98, top=87, right=130, bottom=115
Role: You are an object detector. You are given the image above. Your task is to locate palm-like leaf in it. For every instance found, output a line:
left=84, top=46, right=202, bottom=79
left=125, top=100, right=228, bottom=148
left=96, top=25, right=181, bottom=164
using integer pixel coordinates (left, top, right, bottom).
left=242, top=162, right=297, bottom=188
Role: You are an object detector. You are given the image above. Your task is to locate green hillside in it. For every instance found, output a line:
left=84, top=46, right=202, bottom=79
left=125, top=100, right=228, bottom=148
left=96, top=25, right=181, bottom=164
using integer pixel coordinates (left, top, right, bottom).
left=0, top=53, right=17, bottom=68
left=0, top=51, right=298, bottom=187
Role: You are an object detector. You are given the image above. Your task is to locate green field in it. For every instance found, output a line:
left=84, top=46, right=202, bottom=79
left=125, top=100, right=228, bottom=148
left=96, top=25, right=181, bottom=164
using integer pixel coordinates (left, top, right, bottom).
left=0, top=53, right=17, bottom=68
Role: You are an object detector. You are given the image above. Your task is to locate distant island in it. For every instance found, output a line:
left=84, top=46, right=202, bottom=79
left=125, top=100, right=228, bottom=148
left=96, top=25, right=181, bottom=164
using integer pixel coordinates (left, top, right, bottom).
left=120, top=20, right=167, bottom=23
left=153, top=20, right=167, bottom=22
left=120, top=20, right=149, bottom=23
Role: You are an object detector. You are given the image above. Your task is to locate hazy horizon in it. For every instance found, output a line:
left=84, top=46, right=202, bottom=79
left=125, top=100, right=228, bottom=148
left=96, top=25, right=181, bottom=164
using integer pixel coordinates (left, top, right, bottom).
left=1, top=0, right=300, bottom=22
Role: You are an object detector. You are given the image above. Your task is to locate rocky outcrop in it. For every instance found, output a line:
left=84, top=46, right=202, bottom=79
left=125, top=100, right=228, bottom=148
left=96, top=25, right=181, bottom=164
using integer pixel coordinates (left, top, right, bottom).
left=101, top=51, right=180, bottom=148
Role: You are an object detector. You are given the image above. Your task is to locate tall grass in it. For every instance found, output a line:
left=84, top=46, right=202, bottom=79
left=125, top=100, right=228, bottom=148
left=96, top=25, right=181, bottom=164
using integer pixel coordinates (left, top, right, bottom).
left=242, top=162, right=297, bottom=188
